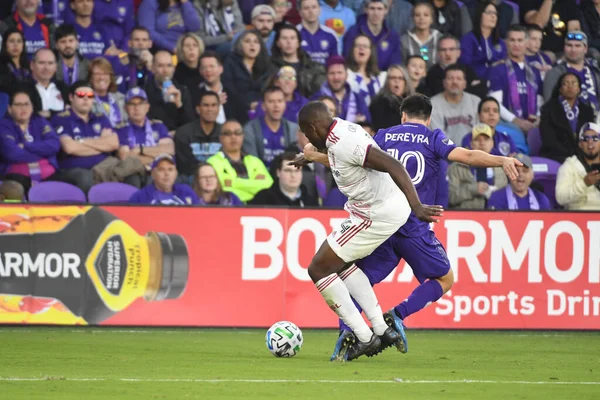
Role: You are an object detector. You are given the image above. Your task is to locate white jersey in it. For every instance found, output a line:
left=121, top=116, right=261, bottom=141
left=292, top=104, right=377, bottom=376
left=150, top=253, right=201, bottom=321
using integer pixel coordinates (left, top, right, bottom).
left=326, top=118, right=410, bottom=222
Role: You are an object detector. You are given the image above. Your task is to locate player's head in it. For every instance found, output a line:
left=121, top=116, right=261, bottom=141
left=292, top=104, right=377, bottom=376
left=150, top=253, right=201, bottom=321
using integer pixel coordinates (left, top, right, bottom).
left=298, top=101, right=334, bottom=149
left=399, top=93, right=432, bottom=126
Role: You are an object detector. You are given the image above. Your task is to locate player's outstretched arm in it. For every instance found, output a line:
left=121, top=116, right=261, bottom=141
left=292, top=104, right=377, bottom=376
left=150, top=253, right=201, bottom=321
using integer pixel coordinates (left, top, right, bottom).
left=364, top=146, right=443, bottom=223
left=288, top=144, right=331, bottom=168
left=447, top=148, right=522, bottom=181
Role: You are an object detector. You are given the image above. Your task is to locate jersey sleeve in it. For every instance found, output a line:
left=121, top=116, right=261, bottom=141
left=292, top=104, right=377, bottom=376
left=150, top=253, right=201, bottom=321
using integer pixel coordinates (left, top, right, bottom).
left=336, top=130, right=374, bottom=167
left=432, top=129, right=457, bottom=160
left=156, top=123, right=171, bottom=140
left=488, top=64, right=504, bottom=94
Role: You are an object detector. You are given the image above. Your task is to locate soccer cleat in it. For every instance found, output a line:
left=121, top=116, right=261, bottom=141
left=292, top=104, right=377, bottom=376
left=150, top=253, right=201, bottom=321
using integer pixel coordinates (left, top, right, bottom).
left=346, top=333, right=382, bottom=361
left=378, top=327, right=401, bottom=352
left=330, top=330, right=354, bottom=362
left=384, top=310, right=408, bottom=354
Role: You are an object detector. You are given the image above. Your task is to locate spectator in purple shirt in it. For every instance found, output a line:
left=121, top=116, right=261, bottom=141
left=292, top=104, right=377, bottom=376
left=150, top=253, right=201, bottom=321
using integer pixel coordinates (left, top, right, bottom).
left=525, top=24, right=552, bottom=80
left=0, top=0, right=55, bottom=59
left=0, top=28, right=30, bottom=91
left=138, top=0, right=201, bottom=53
left=71, top=0, right=119, bottom=59
left=459, top=1, right=506, bottom=81
left=344, top=0, right=402, bottom=71
left=296, top=0, right=339, bottom=65
left=0, top=89, right=60, bottom=193
left=90, top=0, right=134, bottom=52
left=89, top=57, right=127, bottom=128
left=192, top=162, right=243, bottom=205
left=487, top=153, right=551, bottom=210
left=346, top=34, right=387, bottom=106
left=51, top=81, right=119, bottom=192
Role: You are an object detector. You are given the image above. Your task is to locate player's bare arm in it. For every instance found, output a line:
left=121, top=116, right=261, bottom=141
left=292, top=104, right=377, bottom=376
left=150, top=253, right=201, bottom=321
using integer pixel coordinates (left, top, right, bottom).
left=447, top=147, right=522, bottom=181
left=363, top=146, right=443, bottom=223
left=289, top=144, right=330, bottom=168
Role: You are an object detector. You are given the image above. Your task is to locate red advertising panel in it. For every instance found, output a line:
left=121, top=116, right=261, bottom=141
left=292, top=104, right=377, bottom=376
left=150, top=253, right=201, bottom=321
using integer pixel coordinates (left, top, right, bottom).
left=0, top=205, right=598, bottom=329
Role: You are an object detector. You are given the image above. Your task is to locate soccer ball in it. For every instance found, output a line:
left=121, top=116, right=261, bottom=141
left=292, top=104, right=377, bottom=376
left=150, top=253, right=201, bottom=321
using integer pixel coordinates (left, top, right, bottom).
left=265, top=321, right=303, bottom=357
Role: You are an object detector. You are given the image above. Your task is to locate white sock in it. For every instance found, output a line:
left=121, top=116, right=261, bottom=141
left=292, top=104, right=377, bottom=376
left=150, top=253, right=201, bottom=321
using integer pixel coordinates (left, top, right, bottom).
left=340, top=265, right=388, bottom=336
left=316, top=273, right=373, bottom=342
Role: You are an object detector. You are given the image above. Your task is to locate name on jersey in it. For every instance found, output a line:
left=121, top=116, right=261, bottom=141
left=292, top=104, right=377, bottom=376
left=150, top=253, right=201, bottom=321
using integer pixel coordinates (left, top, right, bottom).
left=385, top=133, right=430, bottom=145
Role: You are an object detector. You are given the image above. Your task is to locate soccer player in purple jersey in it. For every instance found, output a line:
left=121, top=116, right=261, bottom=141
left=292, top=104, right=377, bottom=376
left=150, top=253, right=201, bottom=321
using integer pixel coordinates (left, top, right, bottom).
left=293, top=94, right=521, bottom=359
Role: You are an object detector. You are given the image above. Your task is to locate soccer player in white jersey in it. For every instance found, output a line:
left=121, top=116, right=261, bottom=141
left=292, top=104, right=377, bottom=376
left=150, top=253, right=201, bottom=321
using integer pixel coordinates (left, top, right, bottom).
left=295, top=101, right=442, bottom=361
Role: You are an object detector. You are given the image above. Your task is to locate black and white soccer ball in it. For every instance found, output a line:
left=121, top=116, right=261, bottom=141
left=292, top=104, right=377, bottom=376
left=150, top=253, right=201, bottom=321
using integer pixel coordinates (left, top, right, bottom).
left=265, top=321, right=303, bottom=357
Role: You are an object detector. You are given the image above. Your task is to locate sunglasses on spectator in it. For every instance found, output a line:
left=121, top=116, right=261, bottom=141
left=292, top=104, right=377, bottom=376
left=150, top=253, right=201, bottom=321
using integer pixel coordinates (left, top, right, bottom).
left=75, top=91, right=94, bottom=99
left=567, top=33, right=586, bottom=42
left=221, top=130, right=243, bottom=137
left=580, top=135, right=600, bottom=142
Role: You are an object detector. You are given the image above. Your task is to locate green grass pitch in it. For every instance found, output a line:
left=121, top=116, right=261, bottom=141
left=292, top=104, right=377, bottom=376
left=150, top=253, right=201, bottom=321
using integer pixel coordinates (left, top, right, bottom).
left=0, top=328, right=598, bottom=399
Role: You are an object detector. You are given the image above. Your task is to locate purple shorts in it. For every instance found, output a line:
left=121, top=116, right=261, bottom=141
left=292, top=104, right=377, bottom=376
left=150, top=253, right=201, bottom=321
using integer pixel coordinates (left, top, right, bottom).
left=355, top=230, right=451, bottom=284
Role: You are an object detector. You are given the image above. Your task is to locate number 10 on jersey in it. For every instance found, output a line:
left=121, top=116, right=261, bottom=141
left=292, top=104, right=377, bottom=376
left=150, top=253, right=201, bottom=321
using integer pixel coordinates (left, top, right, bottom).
left=386, top=149, right=425, bottom=184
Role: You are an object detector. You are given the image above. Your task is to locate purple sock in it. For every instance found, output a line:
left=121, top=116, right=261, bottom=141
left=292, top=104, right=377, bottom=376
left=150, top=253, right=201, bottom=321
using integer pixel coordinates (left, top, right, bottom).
left=339, top=298, right=362, bottom=332
left=395, top=280, right=443, bottom=320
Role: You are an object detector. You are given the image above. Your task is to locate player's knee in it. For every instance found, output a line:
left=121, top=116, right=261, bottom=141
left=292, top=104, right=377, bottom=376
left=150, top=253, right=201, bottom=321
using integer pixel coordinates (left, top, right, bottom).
left=437, top=269, right=454, bottom=293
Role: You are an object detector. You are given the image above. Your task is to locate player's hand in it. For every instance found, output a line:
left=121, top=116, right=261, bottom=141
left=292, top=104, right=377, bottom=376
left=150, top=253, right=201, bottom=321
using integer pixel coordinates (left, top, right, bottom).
left=287, top=153, right=311, bottom=169
left=413, top=204, right=444, bottom=223
left=303, top=143, right=320, bottom=161
left=584, top=170, right=600, bottom=186
left=502, top=157, right=522, bottom=181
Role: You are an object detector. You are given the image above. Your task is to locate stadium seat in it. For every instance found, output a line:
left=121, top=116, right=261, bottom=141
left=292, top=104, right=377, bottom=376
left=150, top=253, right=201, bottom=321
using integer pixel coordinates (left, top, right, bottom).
left=88, top=182, right=138, bottom=204
left=28, top=181, right=86, bottom=204
left=530, top=156, right=562, bottom=208
left=527, top=127, right=542, bottom=157
left=0, top=93, right=8, bottom=118
left=497, top=122, right=529, bottom=154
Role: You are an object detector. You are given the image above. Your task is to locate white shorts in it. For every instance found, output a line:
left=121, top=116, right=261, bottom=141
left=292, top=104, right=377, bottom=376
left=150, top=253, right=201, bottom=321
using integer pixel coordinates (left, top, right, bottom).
left=327, top=214, right=405, bottom=263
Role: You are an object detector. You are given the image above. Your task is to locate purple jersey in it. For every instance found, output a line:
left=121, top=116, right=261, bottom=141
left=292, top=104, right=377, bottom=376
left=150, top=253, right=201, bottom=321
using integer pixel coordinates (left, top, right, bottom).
left=75, top=22, right=110, bottom=59
left=260, top=117, right=286, bottom=167
left=374, top=123, right=456, bottom=237
left=20, top=17, right=47, bottom=58
left=296, top=24, right=339, bottom=65
left=489, top=60, right=543, bottom=119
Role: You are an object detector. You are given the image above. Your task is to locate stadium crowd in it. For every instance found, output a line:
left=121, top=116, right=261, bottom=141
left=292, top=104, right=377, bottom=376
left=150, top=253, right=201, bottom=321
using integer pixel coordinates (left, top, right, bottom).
left=0, top=0, right=598, bottom=210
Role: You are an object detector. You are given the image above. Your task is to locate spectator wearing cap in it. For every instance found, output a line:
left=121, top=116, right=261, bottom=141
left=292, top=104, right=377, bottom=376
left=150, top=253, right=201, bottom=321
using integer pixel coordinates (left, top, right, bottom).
left=0, top=0, right=55, bottom=59
left=543, top=31, right=600, bottom=115
left=487, top=153, right=551, bottom=210
left=296, top=0, right=340, bottom=65
left=448, top=123, right=507, bottom=209
left=343, top=0, right=402, bottom=72
left=253, top=66, right=309, bottom=123
left=129, top=154, right=200, bottom=205
left=89, top=57, right=127, bottom=128
left=243, top=86, right=298, bottom=166
left=117, top=87, right=174, bottom=186
left=175, top=90, right=223, bottom=177
left=192, top=0, right=243, bottom=57
left=270, top=24, right=325, bottom=98
left=488, top=24, right=543, bottom=135
left=51, top=81, right=119, bottom=193
left=400, top=1, right=441, bottom=70
left=240, top=0, right=269, bottom=25
left=249, top=151, right=319, bottom=206
left=233, top=5, right=277, bottom=52
left=223, top=30, right=274, bottom=117
left=138, top=0, right=201, bottom=53
left=424, top=34, right=488, bottom=99
left=54, top=24, right=89, bottom=87
left=462, top=97, right=517, bottom=157
left=459, top=1, right=506, bottom=82
left=207, top=119, right=273, bottom=202
left=521, top=0, right=580, bottom=55
left=345, top=34, right=388, bottom=106
left=311, top=55, right=370, bottom=123
left=430, top=64, right=480, bottom=146
left=318, top=0, right=356, bottom=40
left=0, top=89, right=61, bottom=193
left=540, top=72, right=595, bottom=164
left=143, top=50, right=196, bottom=133
left=556, top=122, right=600, bottom=210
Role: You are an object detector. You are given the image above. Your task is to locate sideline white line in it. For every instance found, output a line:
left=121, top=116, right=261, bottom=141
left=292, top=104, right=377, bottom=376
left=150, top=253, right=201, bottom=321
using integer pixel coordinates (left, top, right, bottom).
left=1, top=377, right=599, bottom=385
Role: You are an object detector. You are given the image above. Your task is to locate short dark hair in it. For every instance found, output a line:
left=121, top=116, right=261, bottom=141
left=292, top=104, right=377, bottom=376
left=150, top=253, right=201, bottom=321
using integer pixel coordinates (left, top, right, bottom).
left=525, top=23, right=543, bottom=35
left=443, top=63, right=466, bottom=79
left=406, top=54, right=426, bottom=65
left=399, top=93, right=432, bottom=120
left=55, top=24, right=77, bottom=42
left=274, top=151, right=298, bottom=170
left=199, top=50, right=222, bottom=65
left=70, top=80, right=93, bottom=95
left=9, top=86, right=32, bottom=105
left=507, top=24, right=526, bottom=36
left=477, top=96, right=500, bottom=114
left=552, top=72, right=582, bottom=99
left=131, top=26, right=151, bottom=38
left=438, top=34, right=460, bottom=50
left=198, top=90, right=220, bottom=105
left=262, top=86, right=284, bottom=101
